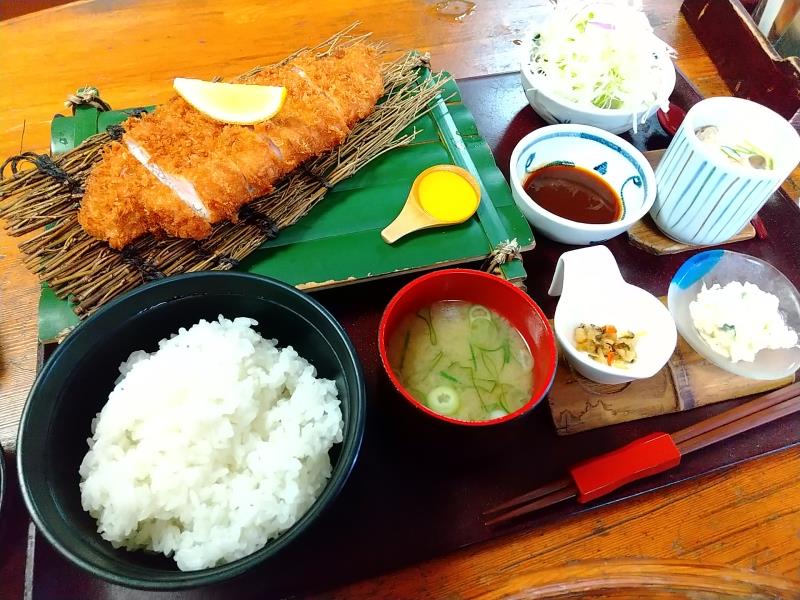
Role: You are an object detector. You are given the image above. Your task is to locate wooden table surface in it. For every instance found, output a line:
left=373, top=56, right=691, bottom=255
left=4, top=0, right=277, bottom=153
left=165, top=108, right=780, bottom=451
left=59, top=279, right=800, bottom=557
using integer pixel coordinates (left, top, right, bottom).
left=1, top=1, right=799, bottom=597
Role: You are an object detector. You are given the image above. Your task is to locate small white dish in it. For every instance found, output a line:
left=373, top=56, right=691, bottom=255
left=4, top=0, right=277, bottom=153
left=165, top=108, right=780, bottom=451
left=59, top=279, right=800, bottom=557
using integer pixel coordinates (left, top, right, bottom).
left=668, top=250, right=800, bottom=380
left=549, top=245, right=677, bottom=384
left=509, top=124, right=656, bottom=245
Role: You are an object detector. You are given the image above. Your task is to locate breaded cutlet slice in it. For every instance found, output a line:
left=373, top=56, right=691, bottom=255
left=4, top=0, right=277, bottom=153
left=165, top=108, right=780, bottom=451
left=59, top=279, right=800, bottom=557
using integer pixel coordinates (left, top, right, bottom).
left=78, top=142, right=210, bottom=249
left=78, top=42, right=385, bottom=248
left=283, top=44, right=385, bottom=126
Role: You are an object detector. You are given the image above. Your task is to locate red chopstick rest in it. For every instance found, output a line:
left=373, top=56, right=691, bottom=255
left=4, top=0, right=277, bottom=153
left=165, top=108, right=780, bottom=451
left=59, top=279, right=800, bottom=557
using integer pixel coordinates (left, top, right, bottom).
left=569, top=432, right=681, bottom=503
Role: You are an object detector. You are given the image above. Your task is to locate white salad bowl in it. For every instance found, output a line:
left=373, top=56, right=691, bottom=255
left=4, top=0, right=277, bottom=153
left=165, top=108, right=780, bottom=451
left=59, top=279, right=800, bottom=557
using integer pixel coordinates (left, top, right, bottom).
left=520, top=2, right=675, bottom=138
left=668, top=250, right=800, bottom=380
left=549, top=245, right=677, bottom=385
left=509, top=124, right=656, bottom=245
left=520, top=56, right=675, bottom=135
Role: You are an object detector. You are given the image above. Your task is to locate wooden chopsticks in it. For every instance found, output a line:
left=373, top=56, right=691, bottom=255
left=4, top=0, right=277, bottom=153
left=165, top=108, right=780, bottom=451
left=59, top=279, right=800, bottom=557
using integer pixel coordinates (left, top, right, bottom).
left=483, top=381, right=800, bottom=527
left=671, top=381, right=800, bottom=454
left=483, top=477, right=578, bottom=525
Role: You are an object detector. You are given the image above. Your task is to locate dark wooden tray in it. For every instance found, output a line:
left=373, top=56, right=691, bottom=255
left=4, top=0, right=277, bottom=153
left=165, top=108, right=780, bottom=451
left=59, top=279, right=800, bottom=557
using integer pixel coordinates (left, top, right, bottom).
left=25, top=71, right=800, bottom=599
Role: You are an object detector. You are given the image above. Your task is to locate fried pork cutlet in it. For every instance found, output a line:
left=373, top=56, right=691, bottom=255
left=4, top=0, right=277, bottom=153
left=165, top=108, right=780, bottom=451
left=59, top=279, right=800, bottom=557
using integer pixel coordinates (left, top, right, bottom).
left=78, top=43, right=384, bottom=249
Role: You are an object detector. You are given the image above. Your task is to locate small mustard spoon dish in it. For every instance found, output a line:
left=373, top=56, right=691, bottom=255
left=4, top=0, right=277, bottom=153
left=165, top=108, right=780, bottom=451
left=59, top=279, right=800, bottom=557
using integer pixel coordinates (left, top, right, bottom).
left=381, top=165, right=481, bottom=243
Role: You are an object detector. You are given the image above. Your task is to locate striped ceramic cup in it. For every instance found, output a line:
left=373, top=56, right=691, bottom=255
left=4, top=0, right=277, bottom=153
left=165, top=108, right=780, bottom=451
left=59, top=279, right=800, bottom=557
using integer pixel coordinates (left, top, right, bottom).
left=651, top=97, right=800, bottom=245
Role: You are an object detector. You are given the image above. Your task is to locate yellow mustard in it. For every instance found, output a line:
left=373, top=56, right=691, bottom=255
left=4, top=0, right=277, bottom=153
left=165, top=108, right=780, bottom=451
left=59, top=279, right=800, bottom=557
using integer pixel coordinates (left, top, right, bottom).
left=417, top=170, right=479, bottom=223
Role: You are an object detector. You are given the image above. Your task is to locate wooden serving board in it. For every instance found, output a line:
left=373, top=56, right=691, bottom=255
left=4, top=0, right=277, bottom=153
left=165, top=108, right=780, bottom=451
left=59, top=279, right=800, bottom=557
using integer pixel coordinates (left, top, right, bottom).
left=39, top=74, right=534, bottom=343
left=547, top=301, right=796, bottom=435
left=628, top=215, right=755, bottom=255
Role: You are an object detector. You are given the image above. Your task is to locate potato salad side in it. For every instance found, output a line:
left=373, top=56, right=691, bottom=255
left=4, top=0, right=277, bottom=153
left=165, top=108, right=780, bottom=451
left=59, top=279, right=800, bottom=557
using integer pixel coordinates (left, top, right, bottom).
left=689, top=281, right=799, bottom=363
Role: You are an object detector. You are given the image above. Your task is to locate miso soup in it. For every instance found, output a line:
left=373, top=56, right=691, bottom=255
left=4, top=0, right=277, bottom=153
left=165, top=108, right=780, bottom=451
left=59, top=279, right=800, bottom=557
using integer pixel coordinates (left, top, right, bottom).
left=387, top=300, right=534, bottom=421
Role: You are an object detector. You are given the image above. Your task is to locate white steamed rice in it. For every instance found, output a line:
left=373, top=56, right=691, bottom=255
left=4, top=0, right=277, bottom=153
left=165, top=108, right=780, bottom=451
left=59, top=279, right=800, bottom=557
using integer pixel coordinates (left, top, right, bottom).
left=79, top=315, right=343, bottom=571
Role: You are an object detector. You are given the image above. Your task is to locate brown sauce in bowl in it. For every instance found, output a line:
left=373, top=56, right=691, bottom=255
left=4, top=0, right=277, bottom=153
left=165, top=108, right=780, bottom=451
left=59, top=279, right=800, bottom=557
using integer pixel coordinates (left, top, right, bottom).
left=522, top=165, right=621, bottom=224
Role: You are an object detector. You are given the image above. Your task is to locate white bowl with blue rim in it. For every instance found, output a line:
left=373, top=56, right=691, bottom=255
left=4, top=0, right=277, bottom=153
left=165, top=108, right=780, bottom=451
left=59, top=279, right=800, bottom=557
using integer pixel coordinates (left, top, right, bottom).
left=668, top=250, right=800, bottom=380
left=509, top=124, right=656, bottom=245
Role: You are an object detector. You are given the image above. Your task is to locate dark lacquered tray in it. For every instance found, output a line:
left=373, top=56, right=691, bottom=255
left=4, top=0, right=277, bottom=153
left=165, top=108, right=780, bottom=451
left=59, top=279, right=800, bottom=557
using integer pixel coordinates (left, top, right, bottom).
left=25, top=71, right=800, bottom=599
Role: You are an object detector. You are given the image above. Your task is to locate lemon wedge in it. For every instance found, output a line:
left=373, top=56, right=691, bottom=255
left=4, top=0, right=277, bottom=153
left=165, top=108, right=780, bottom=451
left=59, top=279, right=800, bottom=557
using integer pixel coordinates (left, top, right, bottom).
left=173, top=78, right=287, bottom=125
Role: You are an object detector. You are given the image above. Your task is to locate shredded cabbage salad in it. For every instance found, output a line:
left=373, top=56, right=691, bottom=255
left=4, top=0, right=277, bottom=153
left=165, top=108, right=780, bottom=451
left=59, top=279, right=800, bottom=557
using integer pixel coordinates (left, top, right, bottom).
left=528, top=0, right=675, bottom=127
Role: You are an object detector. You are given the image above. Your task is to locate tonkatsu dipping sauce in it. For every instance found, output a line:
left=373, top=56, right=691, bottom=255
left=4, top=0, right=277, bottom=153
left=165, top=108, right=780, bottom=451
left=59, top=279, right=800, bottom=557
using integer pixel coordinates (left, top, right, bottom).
left=523, top=165, right=621, bottom=224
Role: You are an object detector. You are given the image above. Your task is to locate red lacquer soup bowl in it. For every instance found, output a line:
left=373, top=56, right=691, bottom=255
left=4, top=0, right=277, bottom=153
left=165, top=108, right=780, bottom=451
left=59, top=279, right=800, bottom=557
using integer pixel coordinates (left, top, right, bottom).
left=378, top=269, right=557, bottom=426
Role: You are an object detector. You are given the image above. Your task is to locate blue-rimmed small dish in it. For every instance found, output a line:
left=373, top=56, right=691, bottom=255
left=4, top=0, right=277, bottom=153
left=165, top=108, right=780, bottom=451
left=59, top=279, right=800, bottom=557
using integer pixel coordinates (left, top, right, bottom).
left=509, top=124, right=656, bottom=245
left=668, top=250, right=800, bottom=380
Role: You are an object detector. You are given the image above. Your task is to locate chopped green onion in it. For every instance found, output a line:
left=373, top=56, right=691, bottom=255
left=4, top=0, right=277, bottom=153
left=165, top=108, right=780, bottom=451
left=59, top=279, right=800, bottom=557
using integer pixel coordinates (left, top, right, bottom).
left=501, top=337, right=511, bottom=365
left=468, top=304, right=492, bottom=326
left=475, top=378, right=496, bottom=393
left=415, top=308, right=437, bottom=345
left=487, top=407, right=508, bottom=419
left=398, top=330, right=410, bottom=370
left=439, top=371, right=459, bottom=383
left=480, top=350, right=499, bottom=378
left=426, top=386, right=460, bottom=416
left=420, top=351, right=444, bottom=380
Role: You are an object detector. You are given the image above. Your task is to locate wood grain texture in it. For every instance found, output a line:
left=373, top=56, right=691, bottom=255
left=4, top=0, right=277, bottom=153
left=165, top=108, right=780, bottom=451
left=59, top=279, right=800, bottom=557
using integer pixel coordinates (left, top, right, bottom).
left=432, top=559, right=800, bottom=598
left=0, top=230, right=38, bottom=451
left=682, top=0, right=800, bottom=128
left=324, top=447, right=800, bottom=599
left=0, top=0, right=798, bottom=595
left=549, top=354, right=678, bottom=435
left=628, top=216, right=756, bottom=255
